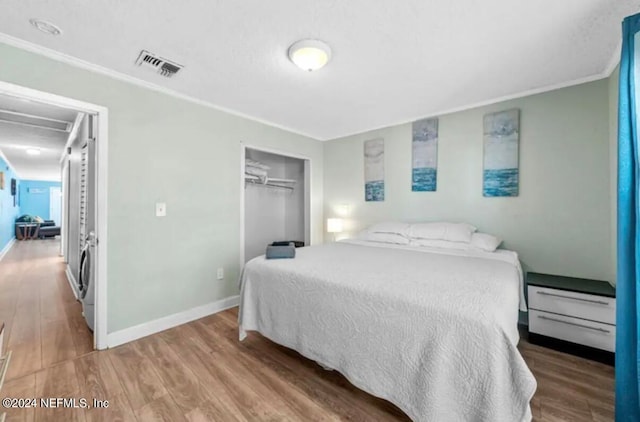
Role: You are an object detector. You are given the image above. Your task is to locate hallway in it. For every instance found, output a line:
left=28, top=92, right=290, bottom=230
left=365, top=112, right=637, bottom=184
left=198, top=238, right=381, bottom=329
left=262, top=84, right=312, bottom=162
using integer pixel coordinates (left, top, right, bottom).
left=0, top=239, right=93, bottom=382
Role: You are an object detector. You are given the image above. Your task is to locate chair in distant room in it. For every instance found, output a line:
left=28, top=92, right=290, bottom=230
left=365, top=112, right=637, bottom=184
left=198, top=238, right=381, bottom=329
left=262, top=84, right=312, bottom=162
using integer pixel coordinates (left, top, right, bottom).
left=38, top=220, right=61, bottom=238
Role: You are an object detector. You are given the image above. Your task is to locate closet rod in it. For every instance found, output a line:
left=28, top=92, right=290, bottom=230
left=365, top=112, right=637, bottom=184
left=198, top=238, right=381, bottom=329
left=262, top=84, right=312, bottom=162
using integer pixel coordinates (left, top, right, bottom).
left=244, top=180, right=294, bottom=190
left=244, top=174, right=296, bottom=184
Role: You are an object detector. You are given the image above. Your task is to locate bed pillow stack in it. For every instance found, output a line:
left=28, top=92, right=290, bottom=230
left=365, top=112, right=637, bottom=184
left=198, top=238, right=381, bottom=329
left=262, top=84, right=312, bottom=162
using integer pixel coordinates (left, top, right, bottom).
left=469, top=232, right=503, bottom=252
left=408, top=222, right=476, bottom=243
left=358, top=222, right=411, bottom=245
left=359, top=221, right=503, bottom=252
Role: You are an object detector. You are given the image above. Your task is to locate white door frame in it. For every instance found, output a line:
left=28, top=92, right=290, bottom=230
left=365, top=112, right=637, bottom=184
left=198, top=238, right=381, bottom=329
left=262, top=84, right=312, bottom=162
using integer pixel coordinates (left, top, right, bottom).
left=239, top=143, right=312, bottom=268
left=60, top=159, right=69, bottom=259
left=0, top=80, right=109, bottom=350
left=49, top=186, right=62, bottom=228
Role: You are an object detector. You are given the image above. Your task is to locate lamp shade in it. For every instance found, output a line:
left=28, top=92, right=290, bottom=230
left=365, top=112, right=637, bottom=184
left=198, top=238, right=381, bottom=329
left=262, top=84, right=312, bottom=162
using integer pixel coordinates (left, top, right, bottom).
left=327, top=218, right=343, bottom=233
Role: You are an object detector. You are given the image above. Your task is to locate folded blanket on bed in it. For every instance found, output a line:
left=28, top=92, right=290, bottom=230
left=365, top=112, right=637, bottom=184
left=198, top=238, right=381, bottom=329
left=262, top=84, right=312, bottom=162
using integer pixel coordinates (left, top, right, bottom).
left=265, top=244, right=296, bottom=259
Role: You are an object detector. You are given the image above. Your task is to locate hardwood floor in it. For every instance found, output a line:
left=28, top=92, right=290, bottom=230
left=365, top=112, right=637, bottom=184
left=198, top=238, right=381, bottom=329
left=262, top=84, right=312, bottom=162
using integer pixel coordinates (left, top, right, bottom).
left=0, top=239, right=92, bottom=382
left=0, top=240, right=614, bottom=421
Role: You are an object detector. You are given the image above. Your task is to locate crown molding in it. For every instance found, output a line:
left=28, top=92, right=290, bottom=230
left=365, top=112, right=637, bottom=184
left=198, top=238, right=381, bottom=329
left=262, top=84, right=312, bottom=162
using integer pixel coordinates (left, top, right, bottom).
left=0, top=33, right=318, bottom=141
left=328, top=71, right=611, bottom=141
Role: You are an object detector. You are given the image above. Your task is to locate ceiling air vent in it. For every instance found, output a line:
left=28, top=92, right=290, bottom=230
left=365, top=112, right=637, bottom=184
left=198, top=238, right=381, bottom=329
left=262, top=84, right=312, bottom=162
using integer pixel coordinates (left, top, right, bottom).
left=135, top=50, right=183, bottom=78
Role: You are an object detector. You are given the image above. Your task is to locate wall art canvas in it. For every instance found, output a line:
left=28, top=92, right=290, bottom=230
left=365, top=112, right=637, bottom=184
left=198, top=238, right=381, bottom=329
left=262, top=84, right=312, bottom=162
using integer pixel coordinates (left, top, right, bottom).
left=483, top=109, right=519, bottom=197
left=364, top=138, right=384, bottom=201
left=412, top=118, right=438, bottom=191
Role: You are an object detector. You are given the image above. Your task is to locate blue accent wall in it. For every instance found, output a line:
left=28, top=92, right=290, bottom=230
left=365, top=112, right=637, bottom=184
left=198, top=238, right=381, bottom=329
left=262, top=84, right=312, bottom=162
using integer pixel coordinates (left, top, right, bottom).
left=0, top=157, right=20, bottom=251
left=19, top=180, right=61, bottom=222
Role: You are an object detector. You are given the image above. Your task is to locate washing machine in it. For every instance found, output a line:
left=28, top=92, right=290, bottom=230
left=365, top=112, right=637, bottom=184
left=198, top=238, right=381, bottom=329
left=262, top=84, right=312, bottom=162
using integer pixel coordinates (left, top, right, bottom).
left=79, top=232, right=96, bottom=331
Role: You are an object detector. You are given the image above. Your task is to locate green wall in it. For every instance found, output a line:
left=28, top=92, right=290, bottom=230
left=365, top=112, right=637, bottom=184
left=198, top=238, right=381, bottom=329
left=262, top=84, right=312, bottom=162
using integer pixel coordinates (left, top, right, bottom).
left=323, top=79, right=614, bottom=282
left=609, top=66, right=619, bottom=285
left=0, top=42, right=324, bottom=333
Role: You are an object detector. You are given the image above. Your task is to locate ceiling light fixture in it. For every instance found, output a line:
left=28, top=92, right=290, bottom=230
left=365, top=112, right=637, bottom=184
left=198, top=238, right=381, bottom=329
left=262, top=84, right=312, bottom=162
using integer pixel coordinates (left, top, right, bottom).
left=29, top=18, right=62, bottom=36
left=288, top=39, right=332, bottom=72
left=26, top=148, right=41, bottom=156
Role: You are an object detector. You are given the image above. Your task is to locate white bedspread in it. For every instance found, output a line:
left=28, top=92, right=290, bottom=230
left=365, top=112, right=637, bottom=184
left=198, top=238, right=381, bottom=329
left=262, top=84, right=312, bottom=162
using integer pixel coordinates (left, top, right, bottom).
left=239, top=240, right=536, bottom=421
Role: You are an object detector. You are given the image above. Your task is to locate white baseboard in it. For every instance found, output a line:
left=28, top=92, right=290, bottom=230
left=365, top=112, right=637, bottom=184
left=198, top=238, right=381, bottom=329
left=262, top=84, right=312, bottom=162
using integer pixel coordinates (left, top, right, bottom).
left=107, top=295, right=240, bottom=348
left=65, top=265, right=79, bottom=300
left=0, top=238, right=15, bottom=263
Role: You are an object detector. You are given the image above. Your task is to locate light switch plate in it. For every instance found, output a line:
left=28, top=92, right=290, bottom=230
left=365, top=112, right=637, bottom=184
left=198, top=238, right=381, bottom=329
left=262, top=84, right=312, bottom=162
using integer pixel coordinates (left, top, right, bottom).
left=217, top=268, right=224, bottom=280
left=155, top=202, right=166, bottom=217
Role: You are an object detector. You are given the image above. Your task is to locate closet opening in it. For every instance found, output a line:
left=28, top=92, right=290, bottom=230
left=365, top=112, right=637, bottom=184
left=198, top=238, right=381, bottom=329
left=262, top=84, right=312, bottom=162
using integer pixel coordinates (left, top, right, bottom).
left=240, top=145, right=311, bottom=265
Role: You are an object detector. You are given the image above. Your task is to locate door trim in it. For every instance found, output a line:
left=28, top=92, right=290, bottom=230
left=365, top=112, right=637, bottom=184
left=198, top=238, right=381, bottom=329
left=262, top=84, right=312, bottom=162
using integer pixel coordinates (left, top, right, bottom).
left=49, top=186, right=62, bottom=232
left=61, top=159, right=70, bottom=259
left=0, top=80, right=109, bottom=350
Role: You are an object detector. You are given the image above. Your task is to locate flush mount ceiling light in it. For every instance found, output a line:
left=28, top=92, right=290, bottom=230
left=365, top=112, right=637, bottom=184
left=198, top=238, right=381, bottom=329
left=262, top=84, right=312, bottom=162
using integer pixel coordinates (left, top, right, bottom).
left=29, top=18, right=62, bottom=36
left=26, top=148, right=41, bottom=156
left=288, top=39, right=332, bottom=72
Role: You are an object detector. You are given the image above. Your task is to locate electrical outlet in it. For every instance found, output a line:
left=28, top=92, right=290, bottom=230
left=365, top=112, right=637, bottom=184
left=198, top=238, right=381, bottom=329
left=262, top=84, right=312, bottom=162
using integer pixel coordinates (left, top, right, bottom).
left=155, top=202, right=166, bottom=217
left=217, top=268, right=224, bottom=280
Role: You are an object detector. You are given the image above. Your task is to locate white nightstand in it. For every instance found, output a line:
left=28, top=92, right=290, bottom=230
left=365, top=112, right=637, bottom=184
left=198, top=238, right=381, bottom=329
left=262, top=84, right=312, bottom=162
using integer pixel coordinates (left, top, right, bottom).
left=527, top=272, right=616, bottom=364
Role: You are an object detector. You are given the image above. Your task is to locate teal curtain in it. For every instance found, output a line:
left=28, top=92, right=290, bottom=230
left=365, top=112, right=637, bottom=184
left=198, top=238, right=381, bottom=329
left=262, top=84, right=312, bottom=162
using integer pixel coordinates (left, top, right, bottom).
left=617, top=13, right=640, bottom=421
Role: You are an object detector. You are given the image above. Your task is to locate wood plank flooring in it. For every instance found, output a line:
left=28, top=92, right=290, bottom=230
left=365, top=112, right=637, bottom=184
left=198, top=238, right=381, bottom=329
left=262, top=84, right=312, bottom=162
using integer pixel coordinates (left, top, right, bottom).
left=0, top=239, right=93, bottom=382
left=0, top=240, right=614, bottom=421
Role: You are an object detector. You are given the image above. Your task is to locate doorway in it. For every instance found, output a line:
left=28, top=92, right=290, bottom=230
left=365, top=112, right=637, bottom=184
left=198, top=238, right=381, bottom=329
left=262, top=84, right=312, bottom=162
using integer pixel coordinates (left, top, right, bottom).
left=0, top=80, right=108, bottom=350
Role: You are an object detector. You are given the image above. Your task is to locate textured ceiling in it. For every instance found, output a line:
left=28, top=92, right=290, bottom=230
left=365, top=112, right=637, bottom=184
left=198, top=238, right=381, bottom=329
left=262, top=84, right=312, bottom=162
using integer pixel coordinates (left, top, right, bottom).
left=0, top=0, right=637, bottom=140
left=0, top=94, right=77, bottom=181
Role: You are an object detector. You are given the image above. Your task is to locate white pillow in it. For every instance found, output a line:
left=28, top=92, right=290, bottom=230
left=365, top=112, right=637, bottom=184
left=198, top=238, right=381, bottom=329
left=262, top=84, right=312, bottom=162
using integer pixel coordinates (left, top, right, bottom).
left=367, top=221, right=410, bottom=236
left=470, top=233, right=502, bottom=252
left=410, top=238, right=470, bottom=250
left=408, top=222, right=477, bottom=243
left=358, top=232, right=410, bottom=245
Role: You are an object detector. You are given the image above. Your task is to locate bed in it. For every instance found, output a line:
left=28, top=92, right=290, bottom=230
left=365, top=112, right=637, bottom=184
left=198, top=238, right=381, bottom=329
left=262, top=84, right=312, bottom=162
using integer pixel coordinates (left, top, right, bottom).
left=238, top=239, right=537, bottom=421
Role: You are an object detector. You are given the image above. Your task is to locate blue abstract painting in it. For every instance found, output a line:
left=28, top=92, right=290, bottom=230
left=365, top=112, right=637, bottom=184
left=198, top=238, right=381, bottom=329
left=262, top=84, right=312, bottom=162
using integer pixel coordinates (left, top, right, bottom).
left=483, top=109, right=519, bottom=197
left=364, top=138, right=384, bottom=201
left=412, top=118, right=438, bottom=191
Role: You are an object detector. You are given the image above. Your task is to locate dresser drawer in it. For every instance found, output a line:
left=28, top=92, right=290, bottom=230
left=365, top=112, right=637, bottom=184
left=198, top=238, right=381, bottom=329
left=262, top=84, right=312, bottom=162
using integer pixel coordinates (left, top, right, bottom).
left=528, top=286, right=615, bottom=325
left=529, top=310, right=615, bottom=352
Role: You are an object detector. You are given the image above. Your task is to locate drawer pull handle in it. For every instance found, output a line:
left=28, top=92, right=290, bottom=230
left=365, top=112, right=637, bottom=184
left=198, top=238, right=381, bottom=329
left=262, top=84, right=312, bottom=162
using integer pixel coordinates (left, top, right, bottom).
left=537, top=315, right=611, bottom=333
left=536, top=291, right=609, bottom=305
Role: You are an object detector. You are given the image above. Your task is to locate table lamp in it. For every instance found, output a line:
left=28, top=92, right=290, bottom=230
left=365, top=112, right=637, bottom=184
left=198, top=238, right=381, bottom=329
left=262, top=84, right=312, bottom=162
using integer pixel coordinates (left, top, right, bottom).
left=327, top=218, right=343, bottom=241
